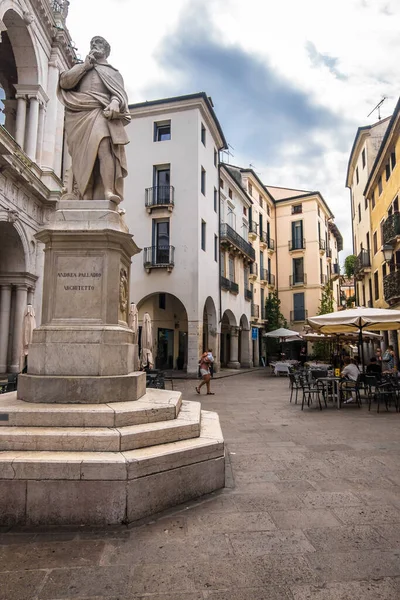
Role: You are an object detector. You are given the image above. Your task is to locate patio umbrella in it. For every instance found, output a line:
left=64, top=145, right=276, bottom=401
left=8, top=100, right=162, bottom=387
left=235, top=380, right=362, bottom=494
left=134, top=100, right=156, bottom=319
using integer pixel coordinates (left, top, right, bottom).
left=308, top=307, right=400, bottom=368
left=140, top=312, right=154, bottom=369
left=264, top=328, right=301, bottom=359
left=20, top=304, right=36, bottom=372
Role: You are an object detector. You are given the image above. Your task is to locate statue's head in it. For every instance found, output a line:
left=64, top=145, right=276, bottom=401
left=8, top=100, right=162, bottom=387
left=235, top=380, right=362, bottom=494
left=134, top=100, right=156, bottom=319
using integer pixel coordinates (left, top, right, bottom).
left=90, top=36, right=111, bottom=59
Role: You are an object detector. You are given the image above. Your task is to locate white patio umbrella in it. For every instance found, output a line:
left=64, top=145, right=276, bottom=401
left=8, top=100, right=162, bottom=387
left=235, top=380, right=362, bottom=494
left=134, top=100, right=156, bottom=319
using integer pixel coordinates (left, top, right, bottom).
left=308, top=307, right=400, bottom=368
left=263, top=328, right=301, bottom=341
left=140, top=312, right=154, bottom=369
left=20, top=304, right=36, bottom=371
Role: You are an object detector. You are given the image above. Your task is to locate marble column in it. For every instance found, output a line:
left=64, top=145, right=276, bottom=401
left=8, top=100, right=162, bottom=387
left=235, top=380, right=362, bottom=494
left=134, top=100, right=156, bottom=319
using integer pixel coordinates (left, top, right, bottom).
left=0, top=285, right=12, bottom=374
left=227, top=327, right=240, bottom=369
left=187, top=320, right=202, bottom=375
left=240, top=329, right=253, bottom=368
left=15, top=95, right=27, bottom=149
left=253, top=335, right=260, bottom=367
left=36, top=102, right=46, bottom=166
left=10, top=285, right=28, bottom=374
left=25, top=96, right=40, bottom=160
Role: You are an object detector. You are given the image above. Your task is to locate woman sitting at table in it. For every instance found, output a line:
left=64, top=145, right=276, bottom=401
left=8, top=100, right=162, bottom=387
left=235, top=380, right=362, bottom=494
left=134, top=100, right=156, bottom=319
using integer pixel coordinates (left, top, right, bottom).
left=341, top=357, right=360, bottom=382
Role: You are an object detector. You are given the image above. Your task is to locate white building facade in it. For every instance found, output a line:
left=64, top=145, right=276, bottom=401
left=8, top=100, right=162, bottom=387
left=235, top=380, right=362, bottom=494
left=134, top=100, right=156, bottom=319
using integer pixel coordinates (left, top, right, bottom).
left=124, top=94, right=227, bottom=375
left=0, top=0, right=74, bottom=374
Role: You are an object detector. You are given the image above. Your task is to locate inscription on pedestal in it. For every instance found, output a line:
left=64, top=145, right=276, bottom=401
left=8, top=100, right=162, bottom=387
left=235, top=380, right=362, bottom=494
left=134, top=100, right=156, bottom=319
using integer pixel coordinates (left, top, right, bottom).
left=54, top=256, right=104, bottom=320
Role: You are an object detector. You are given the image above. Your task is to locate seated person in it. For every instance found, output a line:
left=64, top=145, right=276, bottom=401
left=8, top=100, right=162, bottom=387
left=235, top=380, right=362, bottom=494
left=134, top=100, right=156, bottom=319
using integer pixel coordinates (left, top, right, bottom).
left=366, top=356, right=382, bottom=376
left=341, top=357, right=360, bottom=381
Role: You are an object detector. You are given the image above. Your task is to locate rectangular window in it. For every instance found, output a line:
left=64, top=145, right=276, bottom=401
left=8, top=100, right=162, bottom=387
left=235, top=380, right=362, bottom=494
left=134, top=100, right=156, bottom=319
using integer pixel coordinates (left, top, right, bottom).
left=292, top=257, right=304, bottom=284
left=371, top=190, right=375, bottom=209
left=259, top=214, right=263, bottom=237
left=153, top=220, right=170, bottom=264
left=386, top=163, right=390, bottom=182
left=382, top=263, right=387, bottom=279
left=229, top=254, right=235, bottom=282
left=159, top=293, right=166, bottom=310
left=201, top=123, right=206, bottom=146
left=154, top=121, right=171, bottom=142
left=378, top=176, right=383, bottom=195
left=374, top=271, right=379, bottom=300
left=362, top=148, right=366, bottom=169
left=248, top=182, right=253, bottom=196
left=358, top=204, right=361, bottom=222
left=317, top=205, right=320, bottom=217
left=391, top=150, right=396, bottom=170
left=243, top=206, right=247, bottom=216
left=153, top=165, right=171, bottom=203
left=356, top=167, right=359, bottom=184
left=214, top=148, right=217, bottom=167
left=214, top=188, right=217, bottom=212
left=292, top=204, right=302, bottom=214
left=220, top=252, right=225, bottom=277
left=214, top=234, right=218, bottom=262
left=201, top=220, right=206, bottom=251
left=259, top=194, right=263, bottom=209
left=228, top=188, right=233, bottom=199
left=260, top=287, right=265, bottom=319
left=364, top=196, right=368, bottom=210
left=292, top=220, right=303, bottom=249
left=293, top=292, right=305, bottom=321
left=373, top=231, right=377, bottom=255
left=201, top=167, right=206, bottom=195
left=219, top=177, right=224, bottom=189
left=267, top=204, right=270, bottom=216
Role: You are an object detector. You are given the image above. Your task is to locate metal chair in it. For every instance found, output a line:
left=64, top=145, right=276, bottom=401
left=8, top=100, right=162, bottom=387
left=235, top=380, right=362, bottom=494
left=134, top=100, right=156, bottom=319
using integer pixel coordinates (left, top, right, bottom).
left=339, top=379, right=361, bottom=408
left=289, top=373, right=302, bottom=404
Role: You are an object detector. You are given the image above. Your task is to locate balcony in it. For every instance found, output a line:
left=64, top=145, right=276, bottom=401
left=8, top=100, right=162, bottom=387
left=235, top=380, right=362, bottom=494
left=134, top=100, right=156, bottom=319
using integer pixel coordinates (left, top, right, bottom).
left=145, top=186, right=174, bottom=213
left=220, top=223, right=256, bottom=262
left=383, top=270, right=400, bottom=305
left=289, top=239, right=306, bottom=251
left=319, top=239, right=326, bottom=253
left=383, top=212, right=400, bottom=244
left=332, top=263, right=340, bottom=280
left=267, top=238, right=275, bottom=252
left=326, top=248, right=332, bottom=259
left=221, top=276, right=239, bottom=294
left=268, top=272, right=276, bottom=287
left=144, top=245, right=175, bottom=272
left=249, top=221, right=258, bottom=241
left=249, top=262, right=258, bottom=280
left=290, top=309, right=308, bottom=323
left=261, top=307, right=266, bottom=320
left=244, top=288, right=253, bottom=301
left=259, top=232, right=267, bottom=249
left=289, top=274, right=307, bottom=287
left=251, top=303, right=260, bottom=319
left=320, top=274, right=328, bottom=285
left=260, top=268, right=268, bottom=283
left=354, top=249, right=371, bottom=280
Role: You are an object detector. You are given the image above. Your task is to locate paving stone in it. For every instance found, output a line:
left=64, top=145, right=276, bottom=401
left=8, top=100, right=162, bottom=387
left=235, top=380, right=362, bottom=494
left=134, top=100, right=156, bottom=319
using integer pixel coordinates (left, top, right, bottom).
left=290, top=579, right=399, bottom=600
left=206, top=587, right=292, bottom=599
left=186, top=511, right=277, bottom=534
left=184, top=558, right=265, bottom=590
left=232, top=493, right=306, bottom=512
left=374, top=523, right=400, bottom=546
left=39, top=565, right=131, bottom=598
left=229, top=530, right=315, bottom=556
left=270, top=509, right=342, bottom=530
left=273, top=480, right=317, bottom=493
left=130, top=563, right=197, bottom=594
left=0, top=569, right=47, bottom=600
left=304, top=525, right=391, bottom=551
left=0, top=540, right=105, bottom=571
left=300, top=491, right=362, bottom=508
left=306, top=549, right=400, bottom=581
left=253, top=554, right=319, bottom=585
left=332, top=504, right=400, bottom=525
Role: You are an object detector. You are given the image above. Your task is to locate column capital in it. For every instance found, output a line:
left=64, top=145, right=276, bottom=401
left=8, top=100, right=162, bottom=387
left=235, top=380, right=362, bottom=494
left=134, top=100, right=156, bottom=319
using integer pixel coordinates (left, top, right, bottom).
left=230, top=326, right=240, bottom=337
left=0, top=283, right=13, bottom=292
left=14, top=84, right=49, bottom=106
left=15, top=283, right=30, bottom=292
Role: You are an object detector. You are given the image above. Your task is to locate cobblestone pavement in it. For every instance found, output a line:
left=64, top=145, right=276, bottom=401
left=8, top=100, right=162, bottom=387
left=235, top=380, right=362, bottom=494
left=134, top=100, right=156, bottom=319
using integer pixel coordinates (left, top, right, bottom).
left=2, top=371, right=400, bottom=599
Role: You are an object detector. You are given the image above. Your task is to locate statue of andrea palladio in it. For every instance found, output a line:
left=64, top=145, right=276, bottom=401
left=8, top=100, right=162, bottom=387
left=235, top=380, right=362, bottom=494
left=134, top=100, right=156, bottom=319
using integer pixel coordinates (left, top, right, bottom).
left=58, top=36, right=131, bottom=205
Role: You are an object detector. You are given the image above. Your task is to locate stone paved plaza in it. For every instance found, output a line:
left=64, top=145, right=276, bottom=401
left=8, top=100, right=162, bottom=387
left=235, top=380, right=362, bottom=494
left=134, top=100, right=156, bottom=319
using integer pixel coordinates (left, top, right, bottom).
left=2, top=370, right=400, bottom=599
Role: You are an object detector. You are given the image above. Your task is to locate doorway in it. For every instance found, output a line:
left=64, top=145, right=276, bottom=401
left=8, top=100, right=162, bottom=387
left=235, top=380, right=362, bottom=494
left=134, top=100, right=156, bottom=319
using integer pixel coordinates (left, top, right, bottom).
left=157, top=328, right=174, bottom=369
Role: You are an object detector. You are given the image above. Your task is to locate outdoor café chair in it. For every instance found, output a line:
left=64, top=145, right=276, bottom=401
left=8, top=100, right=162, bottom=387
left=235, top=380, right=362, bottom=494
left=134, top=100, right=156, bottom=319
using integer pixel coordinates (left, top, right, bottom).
left=301, top=376, right=326, bottom=411
left=339, top=379, right=362, bottom=409
left=289, top=373, right=302, bottom=404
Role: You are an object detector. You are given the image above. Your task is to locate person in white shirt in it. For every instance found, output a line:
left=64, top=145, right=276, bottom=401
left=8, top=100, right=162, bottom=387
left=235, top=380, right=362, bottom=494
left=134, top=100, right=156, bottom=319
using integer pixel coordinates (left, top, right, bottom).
left=341, top=357, right=360, bottom=381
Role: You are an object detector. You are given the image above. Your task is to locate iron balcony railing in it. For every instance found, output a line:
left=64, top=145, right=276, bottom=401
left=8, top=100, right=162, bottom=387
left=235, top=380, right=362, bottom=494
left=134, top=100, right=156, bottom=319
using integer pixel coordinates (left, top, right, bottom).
left=144, top=245, right=175, bottom=268
left=355, top=249, right=371, bottom=276
left=326, top=248, right=332, bottom=258
left=268, top=272, right=276, bottom=286
left=383, top=270, right=400, bottom=304
left=250, top=262, right=258, bottom=276
left=319, top=239, right=326, bottom=251
left=220, top=223, right=256, bottom=261
left=320, top=274, right=328, bottom=285
left=333, top=263, right=340, bottom=275
left=251, top=303, right=260, bottom=318
left=260, top=232, right=267, bottom=244
left=244, top=288, right=253, bottom=301
left=145, top=186, right=174, bottom=207
left=268, top=238, right=275, bottom=251
left=260, top=268, right=268, bottom=282
left=289, top=274, right=307, bottom=287
left=221, top=276, right=238, bottom=294
left=383, top=212, right=400, bottom=244
left=289, top=238, right=306, bottom=251
left=290, top=309, right=308, bottom=322
left=249, top=221, right=259, bottom=235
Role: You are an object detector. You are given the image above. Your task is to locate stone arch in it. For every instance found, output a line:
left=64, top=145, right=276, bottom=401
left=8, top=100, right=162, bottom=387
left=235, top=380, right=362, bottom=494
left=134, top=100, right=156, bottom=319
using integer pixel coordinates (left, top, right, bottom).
left=220, top=309, right=238, bottom=368
left=2, top=8, right=40, bottom=87
left=0, top=221, right=27, bottom=272
left=202, top=296, right=218, bottom=372
left=136, top=292, right=188, bottom=370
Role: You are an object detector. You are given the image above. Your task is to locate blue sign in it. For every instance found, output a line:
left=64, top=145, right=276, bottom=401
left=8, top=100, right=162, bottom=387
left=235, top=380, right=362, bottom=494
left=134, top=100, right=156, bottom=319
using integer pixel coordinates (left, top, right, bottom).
left=252, top=327, right=258, bottom=341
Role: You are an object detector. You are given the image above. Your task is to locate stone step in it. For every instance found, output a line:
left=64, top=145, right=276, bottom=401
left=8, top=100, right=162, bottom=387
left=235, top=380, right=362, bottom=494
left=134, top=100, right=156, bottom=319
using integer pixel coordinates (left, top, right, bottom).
left=0, top=389, right=182, bottom=428
left=0, top=409, right=224, bottom=481
left=0, top=400, right=201, bottom=453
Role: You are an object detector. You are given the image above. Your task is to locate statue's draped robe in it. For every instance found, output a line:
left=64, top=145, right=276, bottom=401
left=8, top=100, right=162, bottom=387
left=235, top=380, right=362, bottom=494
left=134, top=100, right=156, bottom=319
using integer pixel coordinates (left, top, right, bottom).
left=58, top=63, right=130, bottom=199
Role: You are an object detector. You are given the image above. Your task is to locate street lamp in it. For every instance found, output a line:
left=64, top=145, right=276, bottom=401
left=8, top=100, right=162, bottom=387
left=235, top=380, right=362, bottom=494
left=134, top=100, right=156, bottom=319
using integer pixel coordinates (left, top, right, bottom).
left=382, top=243, right=394, bottom=264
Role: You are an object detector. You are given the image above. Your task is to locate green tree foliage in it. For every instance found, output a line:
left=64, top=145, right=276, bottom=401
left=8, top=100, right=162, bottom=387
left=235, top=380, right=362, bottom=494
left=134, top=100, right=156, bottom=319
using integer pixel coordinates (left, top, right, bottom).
left=265, top=291, right=287, bottom=331
left=344, top=255, right=357, bottom=279
left=314, top=282, right=334, bottom=360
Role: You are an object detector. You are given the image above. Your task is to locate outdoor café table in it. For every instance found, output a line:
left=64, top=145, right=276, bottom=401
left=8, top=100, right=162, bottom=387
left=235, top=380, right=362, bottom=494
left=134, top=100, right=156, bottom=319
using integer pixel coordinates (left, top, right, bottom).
left=316, top=376, right=342, bottom=409
left=271, top=362, right=291, bottom=376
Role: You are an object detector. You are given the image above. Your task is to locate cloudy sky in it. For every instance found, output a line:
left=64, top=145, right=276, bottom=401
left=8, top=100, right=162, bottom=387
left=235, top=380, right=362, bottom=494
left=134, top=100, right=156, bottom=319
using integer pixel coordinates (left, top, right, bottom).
left=67, top=0, right=400, bottom=260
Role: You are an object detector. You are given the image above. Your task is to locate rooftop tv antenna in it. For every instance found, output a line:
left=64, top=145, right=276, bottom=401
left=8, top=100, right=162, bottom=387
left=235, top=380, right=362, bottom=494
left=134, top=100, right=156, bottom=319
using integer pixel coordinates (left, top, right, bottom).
left=367, top=97, right=386, bottom=120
